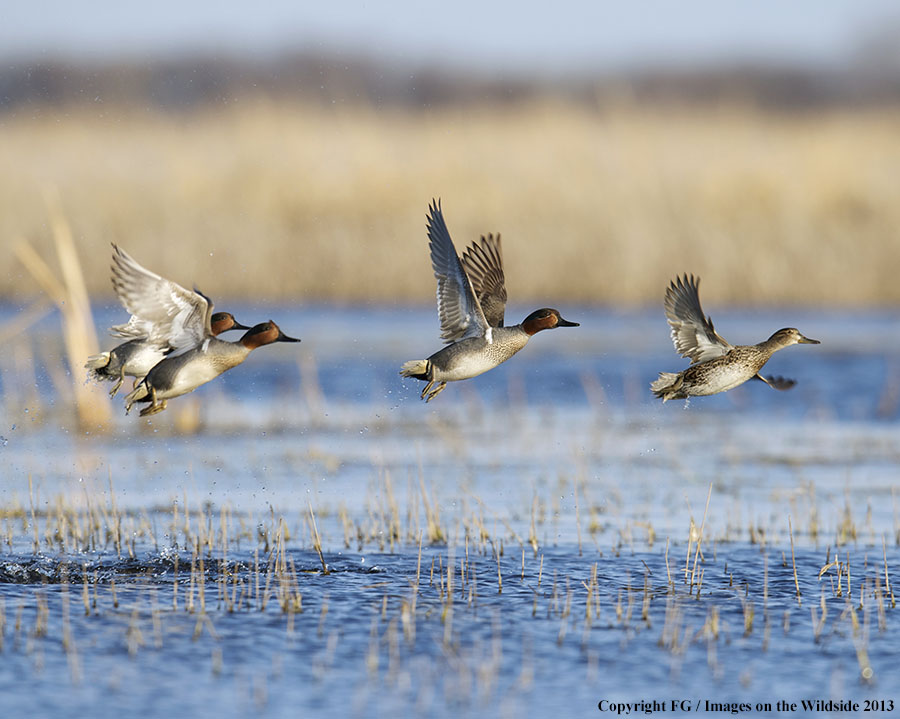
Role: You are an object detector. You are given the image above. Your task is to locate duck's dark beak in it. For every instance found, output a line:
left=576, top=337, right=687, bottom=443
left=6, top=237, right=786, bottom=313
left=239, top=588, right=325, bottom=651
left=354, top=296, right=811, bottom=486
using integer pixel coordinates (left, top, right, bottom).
left=798, top=334, right=820, bottom=344
left=557, top=316, right=580, bottom=328
left=232, top=320, right=252, bottom=331
left=277, top=330, right=301, bottom=343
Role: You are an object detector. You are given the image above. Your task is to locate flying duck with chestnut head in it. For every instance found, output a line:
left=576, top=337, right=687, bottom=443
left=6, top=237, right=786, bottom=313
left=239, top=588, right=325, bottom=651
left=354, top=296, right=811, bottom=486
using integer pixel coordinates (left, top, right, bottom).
left=86, top=244, right=248, bottom=396
left=400, top=199, right=579, bottom=402
left=125, top=320, right=300, bottom=416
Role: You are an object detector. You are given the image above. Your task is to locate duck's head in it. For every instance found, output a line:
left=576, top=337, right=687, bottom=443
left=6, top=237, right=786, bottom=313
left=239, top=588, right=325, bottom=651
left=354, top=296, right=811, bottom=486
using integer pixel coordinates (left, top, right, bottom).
left=768, top=327, right=820, bottom=347
left=210, top=312, right=250, bottom=335
left=521, top=308, right=580, bottom=336
left=240, top=321, right=301, bottom=349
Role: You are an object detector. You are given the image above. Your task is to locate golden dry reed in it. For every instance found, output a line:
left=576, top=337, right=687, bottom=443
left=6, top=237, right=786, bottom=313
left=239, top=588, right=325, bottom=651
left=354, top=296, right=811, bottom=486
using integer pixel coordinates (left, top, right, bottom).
left=12, top=193, right=111, bottom=429
left=2, top=99, right=900, bottom=306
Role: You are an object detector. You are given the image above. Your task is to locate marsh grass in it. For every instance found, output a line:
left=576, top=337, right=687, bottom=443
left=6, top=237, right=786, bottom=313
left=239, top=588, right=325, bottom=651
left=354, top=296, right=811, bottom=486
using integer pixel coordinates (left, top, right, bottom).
left=3, top=474, right=897, bottom=701
left=11, top=196, right=111, bottom=430
left=2, top=100, right=900, bottom=306
left=1, top=365, right=898, bottom=713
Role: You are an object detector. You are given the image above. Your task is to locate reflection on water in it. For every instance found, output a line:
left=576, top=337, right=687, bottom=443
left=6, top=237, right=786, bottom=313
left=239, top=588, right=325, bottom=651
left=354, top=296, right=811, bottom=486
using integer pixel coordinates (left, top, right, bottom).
left=0, top=306, right=899, bottom=717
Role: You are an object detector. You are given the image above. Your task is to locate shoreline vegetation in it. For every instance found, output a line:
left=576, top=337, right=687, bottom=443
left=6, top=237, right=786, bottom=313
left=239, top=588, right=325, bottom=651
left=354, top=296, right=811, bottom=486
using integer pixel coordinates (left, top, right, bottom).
left=3, top=98, right=900, bottom=307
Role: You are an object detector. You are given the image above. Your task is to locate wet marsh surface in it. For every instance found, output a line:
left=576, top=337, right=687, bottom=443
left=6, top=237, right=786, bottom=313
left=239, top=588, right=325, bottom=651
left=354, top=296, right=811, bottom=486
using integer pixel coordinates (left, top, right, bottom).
left=1, top=306, right=900, bottom=717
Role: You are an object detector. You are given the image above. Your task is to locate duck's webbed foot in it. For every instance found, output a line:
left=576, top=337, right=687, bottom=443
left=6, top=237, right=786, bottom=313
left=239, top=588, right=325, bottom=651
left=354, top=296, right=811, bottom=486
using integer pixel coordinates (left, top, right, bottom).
left=140, top=399, right=168, bottom=417
left=109, top=369, right=126, bottom=397
left=756, top=373, right=796, bottom=391
left=139, top=388, right=168, bottom=417
left=423, top=381, right=447, bottom=402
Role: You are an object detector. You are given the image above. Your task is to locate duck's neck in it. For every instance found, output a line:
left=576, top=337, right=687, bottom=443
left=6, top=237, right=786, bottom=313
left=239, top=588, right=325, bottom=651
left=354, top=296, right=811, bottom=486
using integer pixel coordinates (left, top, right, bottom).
left=238, top=337, right=265, bottom=352
left=757, top=335, right=791, bottom=354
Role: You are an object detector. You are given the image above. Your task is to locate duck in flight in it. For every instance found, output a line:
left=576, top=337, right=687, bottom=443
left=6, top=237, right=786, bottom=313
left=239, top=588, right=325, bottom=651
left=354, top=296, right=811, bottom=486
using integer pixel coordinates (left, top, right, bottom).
left=86, top=244, right=247, bottom=397
left=651, top=274, right=820, bottom=402
left=400, top=199, right=579, bottom=402
left=124, top=320, right=300, bottom=417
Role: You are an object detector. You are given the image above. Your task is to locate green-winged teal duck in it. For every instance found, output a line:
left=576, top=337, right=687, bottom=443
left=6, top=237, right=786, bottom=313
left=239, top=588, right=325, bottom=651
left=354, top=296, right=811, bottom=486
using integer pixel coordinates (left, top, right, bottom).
left=651, top=274, right=820, bottom=402
left=400, top=199, right=579, bottom=402
left=85, top=244, right=248, bottom=396
left=124, top=320, right=300, bottom=416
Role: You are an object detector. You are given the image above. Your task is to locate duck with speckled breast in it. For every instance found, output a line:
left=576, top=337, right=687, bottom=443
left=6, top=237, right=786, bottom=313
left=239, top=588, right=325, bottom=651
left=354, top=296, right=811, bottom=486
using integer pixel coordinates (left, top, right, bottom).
left=400, top=199, right=579, bottom=402
left=651, top=274, right=820, bottom=402
left=86, top=244, right=248, bottom=397
left=125, top=320, right=300, bottom=417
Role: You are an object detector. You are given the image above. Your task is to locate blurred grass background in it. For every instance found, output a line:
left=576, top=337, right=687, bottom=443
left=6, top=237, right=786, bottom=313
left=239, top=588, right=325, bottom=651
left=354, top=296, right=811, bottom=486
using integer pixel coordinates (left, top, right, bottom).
left=2, top=5, right=900, bottom=433
left=3, top=59, right=900, bottom=309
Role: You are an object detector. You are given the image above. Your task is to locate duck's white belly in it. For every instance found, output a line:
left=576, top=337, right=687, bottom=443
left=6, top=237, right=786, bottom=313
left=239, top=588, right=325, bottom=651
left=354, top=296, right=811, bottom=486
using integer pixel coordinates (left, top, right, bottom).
left=160, top=363, right=223, bottom=399
left=439, top=352, right=502, bottom=381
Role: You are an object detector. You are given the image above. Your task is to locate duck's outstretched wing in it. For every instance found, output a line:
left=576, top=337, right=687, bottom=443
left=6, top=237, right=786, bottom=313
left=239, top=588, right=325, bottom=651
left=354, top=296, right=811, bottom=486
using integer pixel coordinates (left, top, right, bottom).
left=460, top=233, right=506, bottom=328
left=109, top=244, right=213, bottom=354
left=664, top=274, right=732, bottom=363
left=426, top=200, right=491, bottom=343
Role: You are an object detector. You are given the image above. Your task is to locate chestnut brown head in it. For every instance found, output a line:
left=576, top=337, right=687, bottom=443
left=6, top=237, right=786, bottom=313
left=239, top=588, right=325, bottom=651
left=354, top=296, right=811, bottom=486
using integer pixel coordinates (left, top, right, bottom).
left=210, top=312, right=250, bottom=336
left=240, top=321, right=301, bottom=349
left=521, top=308, right=579, bottom=336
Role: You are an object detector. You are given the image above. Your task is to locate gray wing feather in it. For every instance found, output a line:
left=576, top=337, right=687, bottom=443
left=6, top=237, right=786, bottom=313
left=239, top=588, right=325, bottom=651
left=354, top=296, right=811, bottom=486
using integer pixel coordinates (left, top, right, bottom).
left=664, top=274, right=732, bottom=363
left=109, top=244, right=213, bottom=354
left=460, top=233, right=506, bottom=328
left=426, top=200, right=489, bottom=343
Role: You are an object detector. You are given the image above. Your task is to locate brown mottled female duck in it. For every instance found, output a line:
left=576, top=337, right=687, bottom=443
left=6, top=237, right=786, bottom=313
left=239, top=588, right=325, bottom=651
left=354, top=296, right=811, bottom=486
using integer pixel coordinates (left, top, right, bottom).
left=651, top=274, right=820, bottom=402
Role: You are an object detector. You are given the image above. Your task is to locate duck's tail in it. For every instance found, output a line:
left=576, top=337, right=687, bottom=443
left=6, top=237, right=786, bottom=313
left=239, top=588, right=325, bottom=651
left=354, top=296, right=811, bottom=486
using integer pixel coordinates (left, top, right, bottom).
left=399, top=359, right=430, bottom=380
left=84, top=352, right=111, bottom=379
left=650, top=372, right=680, bottom=401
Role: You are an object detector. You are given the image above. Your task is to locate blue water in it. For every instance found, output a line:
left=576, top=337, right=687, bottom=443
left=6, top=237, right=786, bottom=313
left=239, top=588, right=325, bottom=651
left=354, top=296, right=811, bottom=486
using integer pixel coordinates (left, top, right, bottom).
left=1, top=305, right=899, bottom=717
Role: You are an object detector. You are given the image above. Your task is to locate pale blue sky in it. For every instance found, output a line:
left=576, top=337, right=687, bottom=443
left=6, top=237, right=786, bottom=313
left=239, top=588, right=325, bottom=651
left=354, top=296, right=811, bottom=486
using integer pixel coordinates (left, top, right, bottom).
left=3, top=1, right=899, bottom=73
